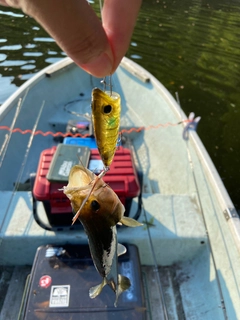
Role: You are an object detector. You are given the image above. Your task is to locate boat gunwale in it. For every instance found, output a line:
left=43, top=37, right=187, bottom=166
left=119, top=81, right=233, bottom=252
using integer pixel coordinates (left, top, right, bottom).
left=0, top=58, right=74, bottom=121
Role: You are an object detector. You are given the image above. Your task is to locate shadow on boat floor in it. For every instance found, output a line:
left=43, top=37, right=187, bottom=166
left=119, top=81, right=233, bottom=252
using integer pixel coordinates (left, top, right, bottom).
left=0, top=266, right=14, bottom=310
left=0, top=266, right=31, bottom=320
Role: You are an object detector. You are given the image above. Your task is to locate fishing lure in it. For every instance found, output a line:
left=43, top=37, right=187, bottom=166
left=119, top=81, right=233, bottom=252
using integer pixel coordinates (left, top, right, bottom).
left=63, top=165, right=142, bottom=306
left=91, top=87, right=121, bottom=169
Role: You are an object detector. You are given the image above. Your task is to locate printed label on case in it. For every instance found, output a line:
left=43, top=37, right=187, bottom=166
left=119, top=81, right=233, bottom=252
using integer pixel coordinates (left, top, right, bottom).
left=58, top=161, right=73, bottom=177
left=49, top=285, right=70, bottom=308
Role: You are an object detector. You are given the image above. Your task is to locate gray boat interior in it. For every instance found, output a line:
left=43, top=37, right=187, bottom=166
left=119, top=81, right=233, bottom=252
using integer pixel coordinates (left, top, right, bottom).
left=0, top=58, right=240, bottom=319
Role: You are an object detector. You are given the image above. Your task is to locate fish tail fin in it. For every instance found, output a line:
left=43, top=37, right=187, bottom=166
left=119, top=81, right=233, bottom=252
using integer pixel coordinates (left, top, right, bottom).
left=114, top=275, right=131, bottom=307
left=89, top=278, right=107, bottom=299
left=120, top=216, right=143, bottom=227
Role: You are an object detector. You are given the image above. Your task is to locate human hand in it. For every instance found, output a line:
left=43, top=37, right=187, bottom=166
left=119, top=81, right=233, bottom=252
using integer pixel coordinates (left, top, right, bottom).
left=0, top=0, right=142, bottom=77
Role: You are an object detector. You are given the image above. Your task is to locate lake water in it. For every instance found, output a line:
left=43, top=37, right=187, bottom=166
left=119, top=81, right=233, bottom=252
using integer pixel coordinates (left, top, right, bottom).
left=0, top=1, right=240, bottom=211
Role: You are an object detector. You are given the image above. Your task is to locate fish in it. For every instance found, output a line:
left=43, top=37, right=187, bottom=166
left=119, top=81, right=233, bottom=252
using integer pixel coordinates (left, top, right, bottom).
left=91, top=88, right=121, bottom=169
left=63, top=165, right=142, bottom=306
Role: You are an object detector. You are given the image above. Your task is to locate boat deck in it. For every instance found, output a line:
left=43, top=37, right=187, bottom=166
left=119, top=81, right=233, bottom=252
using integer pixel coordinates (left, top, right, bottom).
left=1, top=265, right=181, bottom=320
left=0, top=192, right=227, bottom=320
left=0, top=261, right=225, bottom=320
left=1, top=58, right=240, bottom=319
left=0, top=266, right=31, bottom=320
left=0, top=192, right=206, bottom=266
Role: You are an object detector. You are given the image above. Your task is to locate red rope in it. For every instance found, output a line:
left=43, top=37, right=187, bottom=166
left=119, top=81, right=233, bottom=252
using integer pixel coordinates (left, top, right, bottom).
left=0, top=120, right=189, bottom=137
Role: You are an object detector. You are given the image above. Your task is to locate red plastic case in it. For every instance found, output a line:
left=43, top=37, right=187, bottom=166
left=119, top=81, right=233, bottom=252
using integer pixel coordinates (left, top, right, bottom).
left=90, top=148, right=140, bottom=207
left=33, top=146, right=140, bottom=226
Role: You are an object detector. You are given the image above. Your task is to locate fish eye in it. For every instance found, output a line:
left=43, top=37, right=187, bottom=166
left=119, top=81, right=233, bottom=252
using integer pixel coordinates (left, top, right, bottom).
left=91, top=200, right=100, bottom=211
left=103, top=104, right=112, bottom=114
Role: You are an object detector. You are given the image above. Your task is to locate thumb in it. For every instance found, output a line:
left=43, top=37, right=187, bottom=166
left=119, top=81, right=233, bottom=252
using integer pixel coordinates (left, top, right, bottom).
left=15, top=0, right=114, bottom=78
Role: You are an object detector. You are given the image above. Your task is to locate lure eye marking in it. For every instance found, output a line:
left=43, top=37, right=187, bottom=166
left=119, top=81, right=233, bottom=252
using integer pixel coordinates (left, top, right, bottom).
left=91, top=200, right=100, bottom=212
left=103, top=104, right=112, bottom=114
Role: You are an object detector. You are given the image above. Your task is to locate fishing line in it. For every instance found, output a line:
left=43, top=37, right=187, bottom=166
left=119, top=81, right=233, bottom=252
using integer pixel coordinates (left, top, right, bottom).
left=185, top=143, right=228, bottom=319
left=0, top=100, right=45, bottom=233
left=64, top=98, right=91, bottom=120
left=0, top=119, right=190, bottom=137
left=142, top=203, right=169, bottom=320
left=15, top=100, right=46, bottom=191
left=0, top=87, right=29, bottom=170
left=98, top=0, right=113, bottom=95
left=177, top=95, right=228, bottom=319
left=129, top=137, right=169, bottom=318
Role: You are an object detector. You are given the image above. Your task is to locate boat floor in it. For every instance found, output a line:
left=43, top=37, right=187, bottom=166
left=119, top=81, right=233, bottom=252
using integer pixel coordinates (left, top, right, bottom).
left=0, top=193, right=228, bottom=319
left=0, top=265, right=192, bottom=320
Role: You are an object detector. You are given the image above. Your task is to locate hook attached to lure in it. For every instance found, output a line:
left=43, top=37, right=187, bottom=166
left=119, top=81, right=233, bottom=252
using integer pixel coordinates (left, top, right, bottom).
left=91, top=83, right=121, bottom=169
left=101, top=75, right=113, bottom=96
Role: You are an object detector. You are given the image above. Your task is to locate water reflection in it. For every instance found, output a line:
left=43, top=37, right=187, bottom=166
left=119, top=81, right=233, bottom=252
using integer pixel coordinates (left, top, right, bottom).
left=0, top=9, right=24, bottom=17
left=33, top=37, right=55, bottom=42
left=0, top=44, right=22, bottom=50
left=127, top=0, right=240, bottom=211
left=23, top=52, right=43, bottom=57
left=0, top=1, right=239, bottom=211
left=0, top=6, right=64, bottom=89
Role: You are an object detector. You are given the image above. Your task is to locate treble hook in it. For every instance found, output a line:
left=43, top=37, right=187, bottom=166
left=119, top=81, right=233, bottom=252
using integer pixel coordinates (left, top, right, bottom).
left=101, top=75, right=113, bottom=96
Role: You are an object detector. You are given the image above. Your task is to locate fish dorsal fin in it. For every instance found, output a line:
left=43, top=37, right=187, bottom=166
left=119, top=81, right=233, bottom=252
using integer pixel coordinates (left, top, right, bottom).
left=117, top=243, right=127, bottom=257
left=67, top=165, right=95, bottom=188
left=63, top=165, right=93, bottom=200
left=120, top=216, right=143, bottom=227
left=67, top=165, right=96, bottom=224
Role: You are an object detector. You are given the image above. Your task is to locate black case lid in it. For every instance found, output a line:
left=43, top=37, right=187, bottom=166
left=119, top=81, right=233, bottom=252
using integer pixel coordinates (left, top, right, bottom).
left=22, top=244, right=146, bottom=320
left=46, top=144, right=90, bottom=183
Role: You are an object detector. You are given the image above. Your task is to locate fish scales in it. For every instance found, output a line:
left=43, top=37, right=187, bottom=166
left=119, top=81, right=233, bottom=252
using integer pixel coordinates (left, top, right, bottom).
left=91, top=88, right=121, bottom=167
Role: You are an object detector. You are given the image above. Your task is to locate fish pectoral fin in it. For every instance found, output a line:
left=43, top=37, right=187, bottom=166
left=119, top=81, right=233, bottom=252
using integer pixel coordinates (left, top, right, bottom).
left=63, top=186, right=82, bottom=199
left=120, top=216, right=143, bottom=227
left=89, top=278, right=107, bottom=299
left=114, top=275, right=131, bottom=308
left=117, top=243, right=127, bottom=257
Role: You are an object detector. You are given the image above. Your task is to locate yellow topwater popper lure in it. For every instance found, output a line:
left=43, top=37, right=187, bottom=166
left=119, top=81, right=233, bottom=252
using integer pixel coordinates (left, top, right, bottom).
left=91, top=80, right=121, bottom=170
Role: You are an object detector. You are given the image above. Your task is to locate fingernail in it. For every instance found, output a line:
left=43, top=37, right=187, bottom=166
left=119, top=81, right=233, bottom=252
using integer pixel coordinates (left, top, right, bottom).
left=81, top=52, right=113, bottom=78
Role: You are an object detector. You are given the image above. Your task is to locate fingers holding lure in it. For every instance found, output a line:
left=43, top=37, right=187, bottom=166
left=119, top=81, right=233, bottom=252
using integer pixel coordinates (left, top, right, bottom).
left=91, top=86, right=121, bottom=169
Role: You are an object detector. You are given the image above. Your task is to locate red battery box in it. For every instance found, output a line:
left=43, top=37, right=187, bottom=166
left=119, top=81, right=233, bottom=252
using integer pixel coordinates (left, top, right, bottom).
left=33, top=145, right=140, bottom=226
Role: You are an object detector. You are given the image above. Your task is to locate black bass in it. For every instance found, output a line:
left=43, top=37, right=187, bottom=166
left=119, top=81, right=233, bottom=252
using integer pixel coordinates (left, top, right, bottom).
left=63, top=165, right=142, bottom=306
left=91, top=88, right=121, bottom=169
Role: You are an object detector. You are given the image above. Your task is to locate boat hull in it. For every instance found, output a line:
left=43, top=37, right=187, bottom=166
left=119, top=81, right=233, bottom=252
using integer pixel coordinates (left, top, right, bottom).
left=0, top=57, right=240, bottom=320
